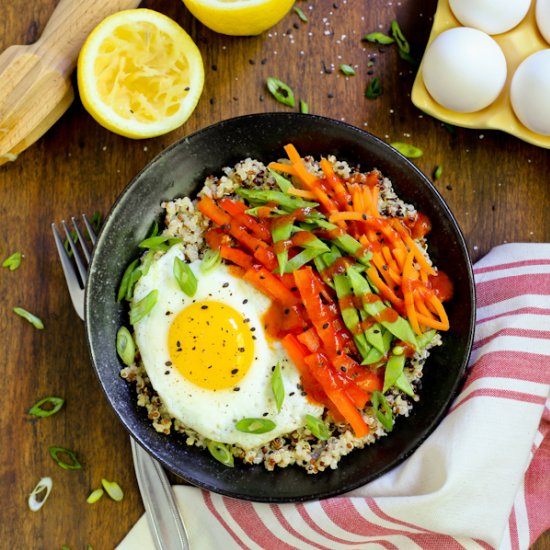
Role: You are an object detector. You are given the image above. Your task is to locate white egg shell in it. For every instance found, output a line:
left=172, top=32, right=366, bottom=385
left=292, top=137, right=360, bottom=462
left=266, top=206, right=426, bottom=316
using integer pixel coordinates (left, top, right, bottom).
left=510, top=49, right=550, bottom=136
left=449, top=0, right=531, bottom=34
left=421, top=27, right=507, bottom=113
left=536, top=0, right=550, bottom=43
left=131, top=245, right=324, bottom=450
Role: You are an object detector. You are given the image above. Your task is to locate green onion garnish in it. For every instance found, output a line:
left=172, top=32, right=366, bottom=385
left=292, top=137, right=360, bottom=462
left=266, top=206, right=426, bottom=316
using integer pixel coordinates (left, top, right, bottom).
left=390, top=142, right=423, bottom=158
left=48, top=447, right=82, bottom=470
left=129, top=289, right=158, bottom=325
left=13, top=307, right=44, bottom=329
left=2, top=251, right=22, bottom=271
left=299, top=99, right=309, bottom=114
left=207, top=440, right=235, bottom=467
left=266, top=77, right=295, bottom=108
left=391, top=20, right=417, bottom=66
left=117, top=259, right=139, bottom=302
left=235, top=418, right=276, bottom=434
left=363, top=32, right=395, bottom=44
left=305, top=414, right=330, bottom=440
left=116, top=326, right=136, bottom=366
left=200, top=249, right=222, bottom=273
left=294, top=6, right=308, bottom=22
left=365, top=77, right=382, bottom=99
left=86, top=488, right=104, bottom=504
left=64, top=230, right=78, bottom=257
left=340, top=64, right=356, bottom=76
left=90, top=211, right=102, bottom=233
left=138, top=234, right=181, bottom=250
left=371, top=391, right=393, bottom=431
left=271, top=362, right=285, bottom=413
left=101, top=479, right=124, bottom=502
left=28, top=396, right=64, bottom=417
left=433, top=165, right=443, bottom=181
left=28, top=477, right=53, bottom=511
left=173, top=257, right=198, bottom=297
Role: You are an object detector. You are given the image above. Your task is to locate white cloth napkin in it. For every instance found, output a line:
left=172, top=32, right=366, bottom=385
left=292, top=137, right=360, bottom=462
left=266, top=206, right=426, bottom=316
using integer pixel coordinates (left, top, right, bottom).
left=118, top=243, right=550, bottom=550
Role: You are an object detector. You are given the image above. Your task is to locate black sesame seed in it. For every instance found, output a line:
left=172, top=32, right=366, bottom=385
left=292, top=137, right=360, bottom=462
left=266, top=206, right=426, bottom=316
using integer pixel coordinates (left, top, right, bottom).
left=231, top=368, right=239, bottom=374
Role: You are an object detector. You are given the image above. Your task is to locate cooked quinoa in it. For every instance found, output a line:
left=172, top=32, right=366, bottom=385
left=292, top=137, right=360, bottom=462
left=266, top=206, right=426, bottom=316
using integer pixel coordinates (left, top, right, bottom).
left=120, top=155, right=442, bottom=474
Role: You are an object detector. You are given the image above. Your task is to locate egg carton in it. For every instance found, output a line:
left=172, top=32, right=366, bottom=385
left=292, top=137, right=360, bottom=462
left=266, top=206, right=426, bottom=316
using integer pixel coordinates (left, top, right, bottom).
left=411, top=0, right=550, bottom=148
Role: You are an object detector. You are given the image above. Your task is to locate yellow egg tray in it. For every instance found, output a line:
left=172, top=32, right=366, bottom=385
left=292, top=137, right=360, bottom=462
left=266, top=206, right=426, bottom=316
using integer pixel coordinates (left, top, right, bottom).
left=411, top=0, right=550, bottom=148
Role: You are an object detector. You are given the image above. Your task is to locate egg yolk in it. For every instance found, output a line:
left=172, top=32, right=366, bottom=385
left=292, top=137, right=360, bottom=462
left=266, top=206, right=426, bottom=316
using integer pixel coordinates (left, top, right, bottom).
left=167, top=300, right=255, bottom=390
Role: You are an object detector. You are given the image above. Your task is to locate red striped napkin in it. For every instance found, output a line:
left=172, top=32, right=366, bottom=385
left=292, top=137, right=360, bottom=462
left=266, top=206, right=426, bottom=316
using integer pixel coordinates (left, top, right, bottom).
left=118, top=243, right=550, bottom=550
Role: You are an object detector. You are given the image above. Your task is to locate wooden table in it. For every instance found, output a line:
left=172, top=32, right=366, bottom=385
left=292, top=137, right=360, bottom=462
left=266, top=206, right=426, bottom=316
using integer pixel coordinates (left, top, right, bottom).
left=1, top=0, right=548, bottom=548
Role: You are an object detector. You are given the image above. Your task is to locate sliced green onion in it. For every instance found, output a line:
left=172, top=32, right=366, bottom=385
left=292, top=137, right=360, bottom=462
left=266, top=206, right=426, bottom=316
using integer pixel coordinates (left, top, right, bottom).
left=433, top=165, right=443, bottom=181
left=305, top=414, right=330, bottom=440
left=340, top=64, right=356, bottom=76
left=266, top=77, right=295, bottom=108
left=363, top=31, right=395, bottom=44
left=116, top=326, right=135, bottom=366
left=390, top=142, right=423, bottom=158
left=138, top=234, right=181, bottom=251
left=13, top=307, right=44, bottom=329
left=299, top=99, right=309, bottom=114
left=371, top=391, right=393, bottom=431
left=148, top=221, right=159, bottom=238
left=2, top=251, right=22, bottom=271
left=101, top=479, right=124, bottom=502
left=235, top=418, right=276, bottom=434
left=86, top=488, right=104, bottom=504
left=28, top=477, right=53, bottom=511
left=48, top=446, right=82, bottom=470
left=207, top=440, right=234, bottom=467
left=129, top=289, right=158, bottom=325
left=271, top=362, right=285, bottom=412
left=90, top=211, right=102, bottom=233
left=390, top=20, right=410, bottom=53
left=173, top=257, right=198, bottom=297
left=139, top=249, right=155, bottom=277
left=294, top=6, right=308, bottom=22
left=365, top=77, right=382, bottom=99
left=61, top=546, right=71, bottom=550
left=64, top=229, right=78, bottom=257
left=200, top=249, right=222, bottom=273
left=117, top=259, right=139, bottom=302
left=28, top=396, right=64, bottom=417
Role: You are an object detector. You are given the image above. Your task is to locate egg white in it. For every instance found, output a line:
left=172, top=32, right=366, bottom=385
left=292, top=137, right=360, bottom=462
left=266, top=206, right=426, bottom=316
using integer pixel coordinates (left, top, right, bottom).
left=131, top=244, right=323, bottom=449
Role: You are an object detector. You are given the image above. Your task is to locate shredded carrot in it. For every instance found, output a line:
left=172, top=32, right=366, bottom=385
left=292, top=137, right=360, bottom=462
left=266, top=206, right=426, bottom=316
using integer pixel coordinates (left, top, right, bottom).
left=402, top=250, right=421, bottom=335
left=320, top=158, right=351, bottom=210
left=427, top=294, right=450, bottom=330
left=287, top=186, right=317, bottom=199
left=366, top=266, right=404, bottom=310
left=268, top=161, right=297, bottom=176
left=392, top=220, right=436, bottom=276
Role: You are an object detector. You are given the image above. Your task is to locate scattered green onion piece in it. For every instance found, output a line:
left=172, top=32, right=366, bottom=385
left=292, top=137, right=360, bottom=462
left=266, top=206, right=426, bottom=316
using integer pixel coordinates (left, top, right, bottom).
left=117, top=259, right=139, bottom=302
left=365, top=77, right=382, bottom=99
left=271, top=362, right=285, bottom=412
left=299, top=99, right=309, bottom=114
left=101, top=479, right=124, bottom=502
left=173, top=257, right=198, bottom=297
left=87, top=546, right=93, bottom=550
left=200, top=249, right=222, bottom=273
left=129, top=289, right=158, bottom=325
left=116, top=326, right=136, bottom=366
left=61, top=546, right=70, bottom=550
left=28, top=396, right=64, bottom=417
left=390, top=20, right=410, bottom=54
left=363, top=32, right=395, bottom=44
left=266, top=77, right=295, bottom=108
left=28, top=477, right=53, bottom=511
left=86, top=488, right=104, bottom=504
left=305, top=414, right=330, bottom=440
left=13, top=307, right=44, bottom=329
left=207, top=440, right=235, bottom=467
left=340, top=64, right=356, bottom=76
left=294, top=6, right=308, bottom=22
left=48, top=447, right=82, bottom=470
left=433, top=165, right=443, bottom=181
left=371, top=391, right=393, bottom=431
left=235, top=418, right=276, bottom=434
left=443, top=123, right=456, bottom=135
left=2, top=251, right=22, bottom=271
left=390, top=142, right=423, bottom=158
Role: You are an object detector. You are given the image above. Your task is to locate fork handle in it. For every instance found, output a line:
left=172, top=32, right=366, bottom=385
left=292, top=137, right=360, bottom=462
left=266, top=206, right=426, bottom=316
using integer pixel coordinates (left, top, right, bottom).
left=34, top=0, right=142, bottom=74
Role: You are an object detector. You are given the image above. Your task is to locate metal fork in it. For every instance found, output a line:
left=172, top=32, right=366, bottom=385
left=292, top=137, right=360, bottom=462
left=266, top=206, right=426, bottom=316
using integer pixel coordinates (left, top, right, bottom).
left=52, top=215, right=190, bottom=550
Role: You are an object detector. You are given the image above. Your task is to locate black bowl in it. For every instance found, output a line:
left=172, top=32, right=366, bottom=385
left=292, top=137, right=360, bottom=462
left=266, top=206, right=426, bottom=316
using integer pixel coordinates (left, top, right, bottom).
left=85, top=113, right=475, bottom=502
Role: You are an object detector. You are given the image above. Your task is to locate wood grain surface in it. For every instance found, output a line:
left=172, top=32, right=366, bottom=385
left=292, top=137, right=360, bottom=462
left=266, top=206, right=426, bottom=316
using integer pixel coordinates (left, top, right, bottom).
left=0, top=0, right=548, bottom=548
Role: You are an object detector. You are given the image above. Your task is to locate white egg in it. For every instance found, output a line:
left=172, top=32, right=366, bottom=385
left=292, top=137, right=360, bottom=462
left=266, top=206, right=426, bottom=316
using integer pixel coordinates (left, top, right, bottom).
left=536, top=0, right=550, bottom=43
left=131, top=245, right=323, bottom=450
left=422, top=27, right=507, bottom=113
left=449, top=0, right=531, bottom=34
left=510, top=49, right=550, bottom=135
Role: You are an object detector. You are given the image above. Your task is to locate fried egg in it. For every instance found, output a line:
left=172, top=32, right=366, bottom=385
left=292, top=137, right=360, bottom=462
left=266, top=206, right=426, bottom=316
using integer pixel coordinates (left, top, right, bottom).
left=131, top=244, right=323, bottom=450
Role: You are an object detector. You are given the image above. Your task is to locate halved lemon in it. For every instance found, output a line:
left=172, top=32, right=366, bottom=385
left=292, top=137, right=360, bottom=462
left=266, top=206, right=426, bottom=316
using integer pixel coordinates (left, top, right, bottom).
left=182, top=0, right=295, bottom=36
left=77, top=9, right=204, bottom=139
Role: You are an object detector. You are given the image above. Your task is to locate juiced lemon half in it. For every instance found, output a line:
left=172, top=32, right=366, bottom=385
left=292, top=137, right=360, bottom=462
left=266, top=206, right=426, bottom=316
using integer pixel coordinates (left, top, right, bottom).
left=77, top=9, right=204, bottom=139
left=182, top=0, right=295, bottom=36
